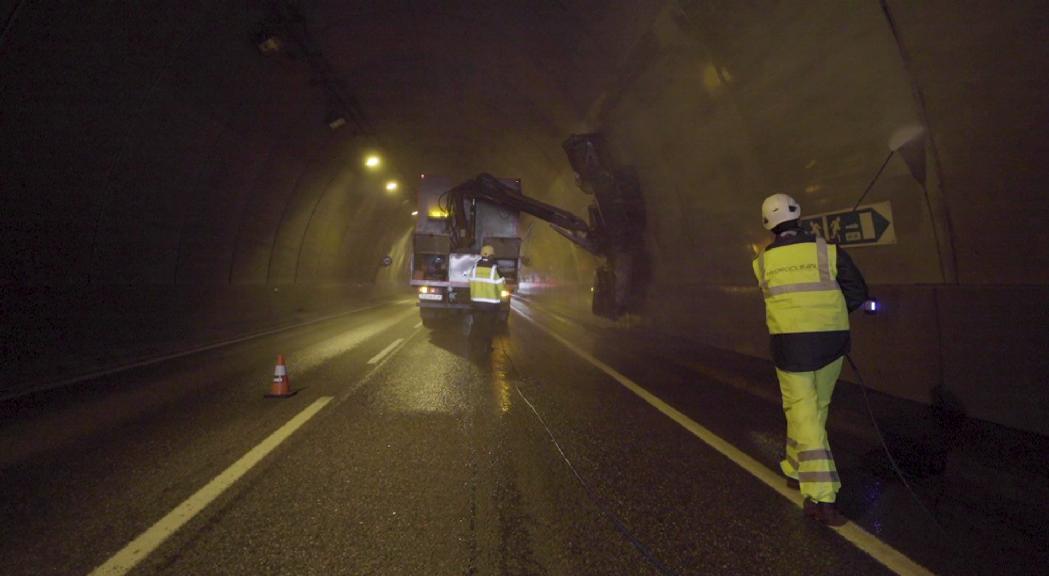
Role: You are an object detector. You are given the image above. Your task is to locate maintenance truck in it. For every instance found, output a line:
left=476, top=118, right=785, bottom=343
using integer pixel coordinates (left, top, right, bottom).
left=411, top=174, right=523, bottom=329
left=411, top=134, right=647, bottom=330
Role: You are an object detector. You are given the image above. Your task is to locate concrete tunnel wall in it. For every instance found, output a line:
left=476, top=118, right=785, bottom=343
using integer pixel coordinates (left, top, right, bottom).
left=2, top=1, right=1047, bottom=434
left=0, top=2, right=416, bottom=389
left=514, top=0, right=1049, bottom=435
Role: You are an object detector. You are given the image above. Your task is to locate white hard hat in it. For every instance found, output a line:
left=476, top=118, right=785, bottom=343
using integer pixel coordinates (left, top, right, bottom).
left=761, top=194, right=801, bottom=230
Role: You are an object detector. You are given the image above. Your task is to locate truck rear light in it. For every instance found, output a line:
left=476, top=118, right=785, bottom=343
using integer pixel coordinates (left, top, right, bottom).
left=418, top=285, right=443, bottom=301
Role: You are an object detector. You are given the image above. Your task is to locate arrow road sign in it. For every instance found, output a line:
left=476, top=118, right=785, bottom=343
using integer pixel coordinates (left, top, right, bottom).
left=798, top=201, right=896, bottom=247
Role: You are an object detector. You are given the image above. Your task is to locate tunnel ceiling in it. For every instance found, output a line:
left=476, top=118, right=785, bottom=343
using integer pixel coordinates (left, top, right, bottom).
left=296, top=0, right=637, bottom=174
left=3, top=1, right=1049, bottom=436
left=1, top=0, right=651, bottom=286
left=2, top=0, right=1047, bottom=289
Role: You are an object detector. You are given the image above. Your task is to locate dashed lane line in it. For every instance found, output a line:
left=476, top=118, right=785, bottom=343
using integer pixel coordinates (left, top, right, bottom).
left=512, top=304, right=935, bottom=576
left=8, top=299, right=412, bottom=401
left=337, top=327, right=421, bottom=405
left=367, top=338, right=405, bottom=365
left=87, top=396, right=333, bottom=576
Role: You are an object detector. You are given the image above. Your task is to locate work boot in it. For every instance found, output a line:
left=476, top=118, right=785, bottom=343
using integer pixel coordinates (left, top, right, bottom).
left=804, top=499, right=847, bottom=527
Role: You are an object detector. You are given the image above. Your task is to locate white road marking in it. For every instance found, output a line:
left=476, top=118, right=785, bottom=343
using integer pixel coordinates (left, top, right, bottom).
left=7, top=300, right=406, bottom=401
left=292, top=309, right=416, bottom=372
left=414, top=322, right=423, bottom=329
left=513, top=305, right=935, bottom=576
left=338, top=328, right=421, bottom=405
left=88, top=396, right=333, bottom=576
left=367, top=338, right=405, bottom=365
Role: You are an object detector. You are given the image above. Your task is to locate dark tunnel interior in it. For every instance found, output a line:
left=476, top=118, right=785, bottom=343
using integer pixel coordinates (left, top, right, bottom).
left=2, top=1, right=1049, bottom=574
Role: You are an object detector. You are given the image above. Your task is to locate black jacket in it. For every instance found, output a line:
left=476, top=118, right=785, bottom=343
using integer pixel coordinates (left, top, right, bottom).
left=764, top=229, right=869, bottom=371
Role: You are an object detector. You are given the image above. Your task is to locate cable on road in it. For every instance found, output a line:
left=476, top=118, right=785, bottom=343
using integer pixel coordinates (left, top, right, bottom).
left=846, top=355, right=952, bottom=540
left=503, top=351, right=681, bottom=576
left=847, top=354, right=982, bottom=575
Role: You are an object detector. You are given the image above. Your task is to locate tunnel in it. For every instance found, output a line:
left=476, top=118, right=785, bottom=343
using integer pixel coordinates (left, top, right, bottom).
left=2, top=1, right=1047, bottom=575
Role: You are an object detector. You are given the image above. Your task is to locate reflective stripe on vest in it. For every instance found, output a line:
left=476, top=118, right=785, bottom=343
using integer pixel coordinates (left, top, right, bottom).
left=756, top=237, right=838, bottom=297
left=469, top=265, right=503, bottom=303
left=753, top=237, right=848, bottom=334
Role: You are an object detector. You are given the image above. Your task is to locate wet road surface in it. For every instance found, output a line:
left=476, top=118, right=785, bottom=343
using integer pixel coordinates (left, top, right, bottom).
left=0, top=299, right=990, bottom=575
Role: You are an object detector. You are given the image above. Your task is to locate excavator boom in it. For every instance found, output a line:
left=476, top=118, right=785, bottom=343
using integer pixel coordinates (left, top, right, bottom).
left=413, top=133, right=645, bottom=320
left=441, top=173, right=601, bottom=254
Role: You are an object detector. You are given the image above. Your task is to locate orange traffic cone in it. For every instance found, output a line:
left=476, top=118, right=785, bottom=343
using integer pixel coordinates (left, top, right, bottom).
left=265, top=355, right=297, bottom=398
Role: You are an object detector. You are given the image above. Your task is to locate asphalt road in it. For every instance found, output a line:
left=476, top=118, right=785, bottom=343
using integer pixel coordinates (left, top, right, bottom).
left=1, top=299, right=949, bottom=575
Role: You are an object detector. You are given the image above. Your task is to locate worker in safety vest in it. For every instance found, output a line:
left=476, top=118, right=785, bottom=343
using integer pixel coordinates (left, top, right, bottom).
left=467, top=245, right=504, bottom=340
left=469, top=244, right=504, bottom=304
left=752, top=194, right=868, bottom=527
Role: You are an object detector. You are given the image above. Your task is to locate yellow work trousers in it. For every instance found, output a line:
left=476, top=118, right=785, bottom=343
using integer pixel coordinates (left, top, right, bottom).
left=777, top=357, right=843, bottom=503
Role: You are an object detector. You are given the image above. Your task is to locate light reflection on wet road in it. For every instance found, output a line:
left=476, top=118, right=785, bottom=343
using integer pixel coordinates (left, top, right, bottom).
left=0, top=299, right=958, bottom=575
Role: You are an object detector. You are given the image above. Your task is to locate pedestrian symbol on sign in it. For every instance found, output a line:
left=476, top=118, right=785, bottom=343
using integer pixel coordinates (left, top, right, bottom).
left=829, top=217, right=843, bottom=243
left=797, top=201, right=895, bottom=248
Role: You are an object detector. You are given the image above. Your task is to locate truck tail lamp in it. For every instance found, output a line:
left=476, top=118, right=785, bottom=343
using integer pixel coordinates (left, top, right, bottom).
left=418, top=286, right=443, bottom=301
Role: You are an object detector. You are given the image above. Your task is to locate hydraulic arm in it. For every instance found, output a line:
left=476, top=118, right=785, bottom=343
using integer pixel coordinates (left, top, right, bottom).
left=434, top=133, right=646, bottom=319
left=439, top=173, right=602, bottom=255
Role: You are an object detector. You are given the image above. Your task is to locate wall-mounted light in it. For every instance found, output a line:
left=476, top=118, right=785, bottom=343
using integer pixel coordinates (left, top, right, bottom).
left=385, top=180, right=399, bottom=192
left=365, top=155, right=381, bottom=169
left=326, top=110, right=347, bottom=131
left=257, top=35, right=284, bottom=55
left=411, top=210, right=419, bottom=216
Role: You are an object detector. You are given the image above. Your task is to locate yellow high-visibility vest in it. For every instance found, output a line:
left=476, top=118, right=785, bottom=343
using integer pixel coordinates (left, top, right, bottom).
left=469, top=264, right=504, bottom=303
left=752, top=237, right=848, bottom=334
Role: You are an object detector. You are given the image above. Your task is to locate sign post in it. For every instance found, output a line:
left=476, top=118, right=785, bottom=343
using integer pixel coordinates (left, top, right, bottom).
left=798, top=201, right=896, bottom=247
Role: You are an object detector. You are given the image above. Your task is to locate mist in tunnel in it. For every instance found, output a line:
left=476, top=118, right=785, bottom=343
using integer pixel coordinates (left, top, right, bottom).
left=2, top=0, right=1048, bottom=438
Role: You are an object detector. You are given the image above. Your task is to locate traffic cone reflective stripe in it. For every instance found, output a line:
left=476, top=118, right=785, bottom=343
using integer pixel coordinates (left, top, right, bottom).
left=265, top=355, right=296, bottom=398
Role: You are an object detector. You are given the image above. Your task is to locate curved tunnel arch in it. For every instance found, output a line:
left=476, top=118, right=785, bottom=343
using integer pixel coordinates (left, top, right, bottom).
left=1, top=0, right=1047, bottom=434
